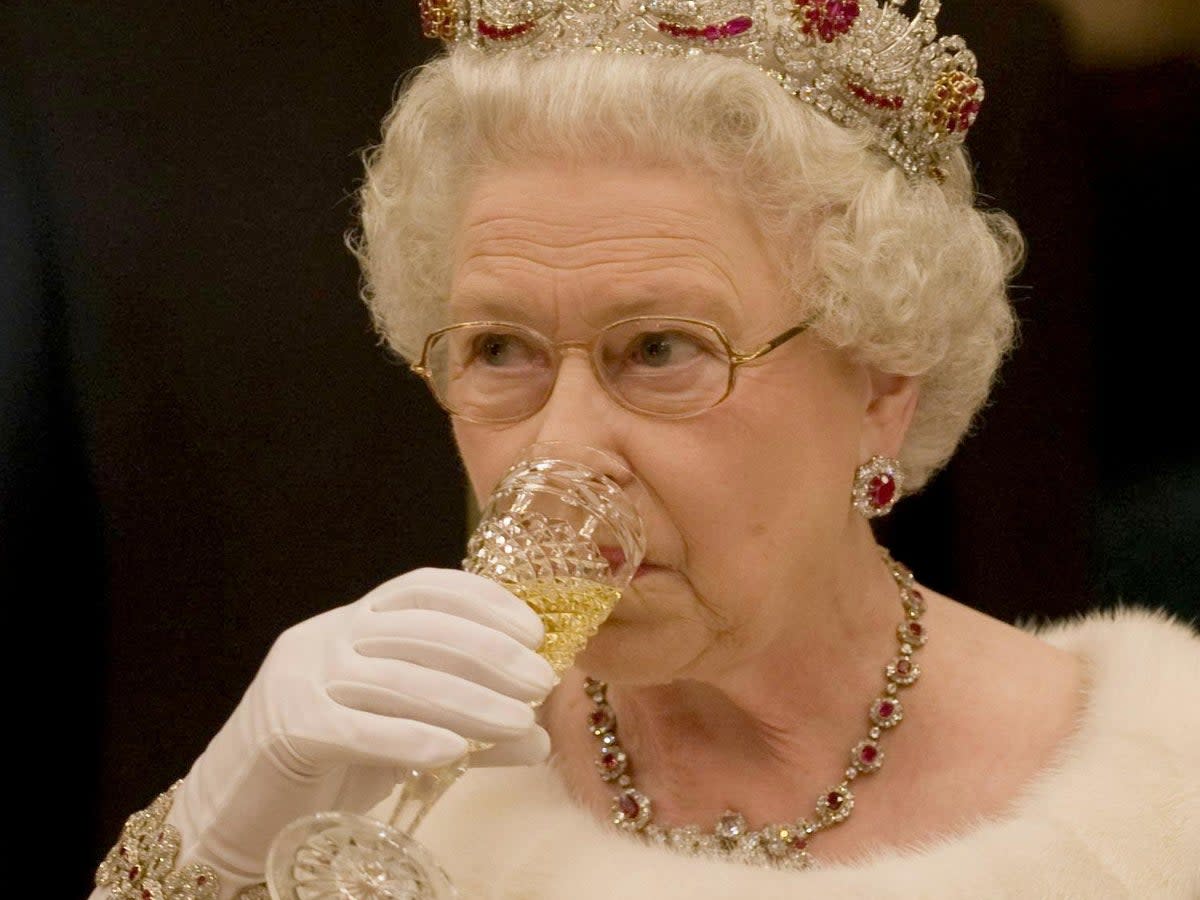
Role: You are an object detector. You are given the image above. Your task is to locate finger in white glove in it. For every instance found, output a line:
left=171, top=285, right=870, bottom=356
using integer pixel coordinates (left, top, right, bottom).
left=97, top=567, right=555, bottom=899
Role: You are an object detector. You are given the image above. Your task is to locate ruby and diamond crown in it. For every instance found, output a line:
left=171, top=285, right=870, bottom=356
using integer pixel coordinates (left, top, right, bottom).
left=419, top=0, right=982, bottom=181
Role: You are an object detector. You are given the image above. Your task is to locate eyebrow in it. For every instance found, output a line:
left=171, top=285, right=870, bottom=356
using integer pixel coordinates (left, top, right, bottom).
left=448, top=289, right=740, bottom=328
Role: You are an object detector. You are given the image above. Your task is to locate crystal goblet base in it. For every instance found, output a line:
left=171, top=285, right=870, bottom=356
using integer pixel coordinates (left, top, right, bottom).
left=266, top=811, right=457, bottom=900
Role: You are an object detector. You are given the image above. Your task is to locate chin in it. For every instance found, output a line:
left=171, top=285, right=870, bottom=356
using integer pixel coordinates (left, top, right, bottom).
left=575, top=619, right=694, bottom=684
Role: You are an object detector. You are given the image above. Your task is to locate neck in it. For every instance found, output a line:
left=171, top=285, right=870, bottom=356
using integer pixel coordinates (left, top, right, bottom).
left=545, top=530, right=917, bottom=829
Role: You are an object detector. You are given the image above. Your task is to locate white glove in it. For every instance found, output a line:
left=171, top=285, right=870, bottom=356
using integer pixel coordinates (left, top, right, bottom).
left=92, top=567, right=555, bottom=899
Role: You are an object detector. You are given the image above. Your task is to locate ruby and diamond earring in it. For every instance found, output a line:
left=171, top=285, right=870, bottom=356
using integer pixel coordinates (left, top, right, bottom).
left=852, top=456, right=904, bottom=518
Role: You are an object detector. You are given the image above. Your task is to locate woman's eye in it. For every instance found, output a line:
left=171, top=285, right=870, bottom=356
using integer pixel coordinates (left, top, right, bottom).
left=631, top=331, right=703, bottom=367
left=472, top=333, right=535, bottom=366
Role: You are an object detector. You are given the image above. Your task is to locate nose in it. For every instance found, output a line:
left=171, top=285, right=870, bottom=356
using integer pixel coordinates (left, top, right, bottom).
left=529, top=351, right=634, bottom=488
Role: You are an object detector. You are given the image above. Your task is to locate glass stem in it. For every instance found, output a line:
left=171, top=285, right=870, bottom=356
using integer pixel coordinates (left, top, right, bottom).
left=387, top=753, right=471, bottom=836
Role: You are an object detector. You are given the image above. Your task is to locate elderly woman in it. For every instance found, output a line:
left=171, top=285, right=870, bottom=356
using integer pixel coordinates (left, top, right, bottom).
left=93, top=0, right=1199, bottom=897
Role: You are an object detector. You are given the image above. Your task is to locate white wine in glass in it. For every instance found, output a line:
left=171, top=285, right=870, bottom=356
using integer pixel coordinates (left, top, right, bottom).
left=266, top=442, right=645, bottom=899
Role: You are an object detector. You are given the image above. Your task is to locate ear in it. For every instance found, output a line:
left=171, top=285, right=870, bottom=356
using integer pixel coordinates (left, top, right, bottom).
left=860, top=368, right=920, bottom=460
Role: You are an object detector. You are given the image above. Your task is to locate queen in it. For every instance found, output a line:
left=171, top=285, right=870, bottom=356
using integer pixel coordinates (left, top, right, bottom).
left=93, top=0, right=1199, bottom=897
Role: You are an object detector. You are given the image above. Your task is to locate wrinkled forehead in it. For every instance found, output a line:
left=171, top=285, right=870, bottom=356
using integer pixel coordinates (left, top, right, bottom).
left=447, top=163, right=789, bottom=334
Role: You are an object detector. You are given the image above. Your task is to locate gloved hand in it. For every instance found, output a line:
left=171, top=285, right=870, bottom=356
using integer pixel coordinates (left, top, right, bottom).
left=94, top=567, right=555, bottom=898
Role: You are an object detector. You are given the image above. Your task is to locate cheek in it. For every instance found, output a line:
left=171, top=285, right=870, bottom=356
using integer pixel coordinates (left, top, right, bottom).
left=452, top=422, right=532, bottom=506
left=639, top=424, right=777, bottom=565
left=652, top=393, right=857, bottom=564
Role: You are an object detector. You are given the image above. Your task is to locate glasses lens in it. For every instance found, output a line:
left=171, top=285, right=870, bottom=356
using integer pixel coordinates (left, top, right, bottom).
left=596, top=319, right=732, bottom=416
left=426, top=324, right=555, bottom=422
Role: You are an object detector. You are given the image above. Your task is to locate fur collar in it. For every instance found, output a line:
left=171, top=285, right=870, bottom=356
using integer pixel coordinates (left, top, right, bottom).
left=418, top=605, right=1200, bottom=898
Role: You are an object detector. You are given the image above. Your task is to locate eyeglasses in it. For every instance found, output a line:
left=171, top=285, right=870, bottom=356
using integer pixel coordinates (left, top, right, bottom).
left=411, top=314, right=815, bottom=423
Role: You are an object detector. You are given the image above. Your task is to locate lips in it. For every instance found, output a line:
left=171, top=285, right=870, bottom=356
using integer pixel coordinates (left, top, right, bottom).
left=599, top=546, right=627, bottom=571
left=599, top=546, right=661, bottom=580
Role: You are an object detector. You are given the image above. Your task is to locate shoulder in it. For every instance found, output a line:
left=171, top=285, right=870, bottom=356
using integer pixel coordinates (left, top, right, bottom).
left=1019, top=601, right=1200, bottom=652
left=1019, top=600, right=1199, bottom=647
left=1019, top=603, right=1200, bottom=732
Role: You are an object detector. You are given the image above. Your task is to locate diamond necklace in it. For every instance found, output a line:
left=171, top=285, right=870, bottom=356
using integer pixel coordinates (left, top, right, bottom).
left=582, top=551, right=926, bottom=870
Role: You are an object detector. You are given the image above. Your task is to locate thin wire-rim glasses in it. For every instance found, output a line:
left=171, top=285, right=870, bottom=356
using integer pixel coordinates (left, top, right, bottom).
left=411, top=314, right=816, bottom=423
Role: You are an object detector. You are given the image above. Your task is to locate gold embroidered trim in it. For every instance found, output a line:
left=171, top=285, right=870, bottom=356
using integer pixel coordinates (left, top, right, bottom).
left=95, top=779, right=268, bottom=900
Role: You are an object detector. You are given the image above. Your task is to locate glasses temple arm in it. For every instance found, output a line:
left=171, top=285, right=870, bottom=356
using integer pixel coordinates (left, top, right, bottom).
left=730, top=316, right=818, bottom=364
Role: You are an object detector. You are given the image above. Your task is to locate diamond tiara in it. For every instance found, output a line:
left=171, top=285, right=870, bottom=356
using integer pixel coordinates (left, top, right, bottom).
left=418, top=0, right=983, bottom=181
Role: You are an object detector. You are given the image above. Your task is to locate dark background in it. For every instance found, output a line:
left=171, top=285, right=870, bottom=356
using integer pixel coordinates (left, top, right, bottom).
left=1, top=3, right=1197, bottom=895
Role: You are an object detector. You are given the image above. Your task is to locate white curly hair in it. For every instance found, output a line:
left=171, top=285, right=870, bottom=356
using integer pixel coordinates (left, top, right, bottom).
left=352, top=48, right=1023, bottom=490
